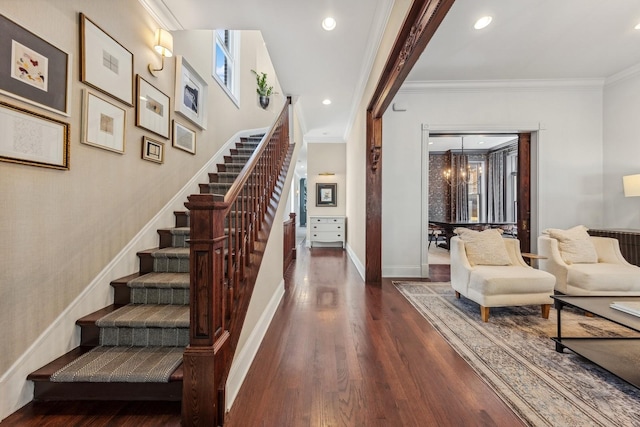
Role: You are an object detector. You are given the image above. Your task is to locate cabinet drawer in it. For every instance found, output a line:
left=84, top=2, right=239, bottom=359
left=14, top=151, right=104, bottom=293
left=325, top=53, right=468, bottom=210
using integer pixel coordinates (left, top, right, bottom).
left=310, top=217, right=344, bottom=224
left=311, top=224, right=344, bottom=232
left=310, top=231, right=344, bottom=242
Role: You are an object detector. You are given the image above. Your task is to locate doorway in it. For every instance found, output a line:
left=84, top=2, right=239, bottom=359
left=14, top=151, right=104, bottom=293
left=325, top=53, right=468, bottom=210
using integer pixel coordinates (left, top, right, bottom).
left=421, top=127, right=536, bottom=274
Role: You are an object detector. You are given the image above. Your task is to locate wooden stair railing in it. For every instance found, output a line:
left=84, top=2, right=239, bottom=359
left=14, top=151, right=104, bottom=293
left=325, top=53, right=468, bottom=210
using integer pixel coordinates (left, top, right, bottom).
left=182, top=97, right=292, bottom=426
left=283, top=212, right=296, bottom=273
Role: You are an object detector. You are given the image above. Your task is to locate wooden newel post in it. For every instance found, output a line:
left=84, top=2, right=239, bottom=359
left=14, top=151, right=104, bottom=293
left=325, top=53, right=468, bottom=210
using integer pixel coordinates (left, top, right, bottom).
left=182, top=194, right=230, bottom=427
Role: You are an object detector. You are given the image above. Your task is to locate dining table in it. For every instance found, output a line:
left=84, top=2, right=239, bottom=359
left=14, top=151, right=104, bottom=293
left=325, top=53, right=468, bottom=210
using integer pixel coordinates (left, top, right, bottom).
left=429, top=219, right=517, bottom=250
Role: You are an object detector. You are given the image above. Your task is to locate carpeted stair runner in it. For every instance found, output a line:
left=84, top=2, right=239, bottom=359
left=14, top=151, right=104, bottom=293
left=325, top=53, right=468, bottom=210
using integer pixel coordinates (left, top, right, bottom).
left=97, top=304, right=189, bottom=346
left=39, top=134, right=264, bottom=389
left=51, top=347, right=184, bottom=383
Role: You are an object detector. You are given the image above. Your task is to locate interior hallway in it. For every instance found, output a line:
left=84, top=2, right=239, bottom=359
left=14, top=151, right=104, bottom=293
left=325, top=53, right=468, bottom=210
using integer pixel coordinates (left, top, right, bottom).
left=1, top=243, right=521, bottom=426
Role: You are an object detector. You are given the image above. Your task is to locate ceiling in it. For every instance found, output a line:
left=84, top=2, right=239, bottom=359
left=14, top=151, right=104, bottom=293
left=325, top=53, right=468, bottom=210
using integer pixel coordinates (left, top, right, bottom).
left=140, top=0, right=640, bottom=177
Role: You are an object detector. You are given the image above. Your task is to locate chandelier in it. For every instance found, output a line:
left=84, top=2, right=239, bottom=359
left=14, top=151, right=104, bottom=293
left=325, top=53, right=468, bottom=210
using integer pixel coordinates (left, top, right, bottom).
left=443, top=137, right=480, bottom=187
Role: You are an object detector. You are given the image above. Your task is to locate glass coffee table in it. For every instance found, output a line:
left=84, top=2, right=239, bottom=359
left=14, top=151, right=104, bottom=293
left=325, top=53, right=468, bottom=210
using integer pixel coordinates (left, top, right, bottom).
left=552, top=295, right=640, bottom=389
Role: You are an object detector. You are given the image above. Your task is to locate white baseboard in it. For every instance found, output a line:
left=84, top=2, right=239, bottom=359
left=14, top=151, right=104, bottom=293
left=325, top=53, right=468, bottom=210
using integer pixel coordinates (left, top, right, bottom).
left=0, top=127, right=267, bottom=423
left=346, top=243, right=365, bottom=281
left=382, top=265, right=422, bottom=278
left=225, top=279, right=285, bottom=411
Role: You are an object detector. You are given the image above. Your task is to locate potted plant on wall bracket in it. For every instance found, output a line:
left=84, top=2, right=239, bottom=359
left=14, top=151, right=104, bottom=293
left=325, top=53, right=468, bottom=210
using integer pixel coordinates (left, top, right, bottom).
left=251, top=69, right=274, bottom=109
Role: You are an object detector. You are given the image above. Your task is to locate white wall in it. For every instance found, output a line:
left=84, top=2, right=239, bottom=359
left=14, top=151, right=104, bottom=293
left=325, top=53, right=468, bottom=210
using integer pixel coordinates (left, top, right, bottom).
left=603, top=67, right=640, bottom=228
left=306, top=143, right=347, bottom=244
left=345, top=0, right=412, bottom=279
left=382, top=81, right=605, bottom=276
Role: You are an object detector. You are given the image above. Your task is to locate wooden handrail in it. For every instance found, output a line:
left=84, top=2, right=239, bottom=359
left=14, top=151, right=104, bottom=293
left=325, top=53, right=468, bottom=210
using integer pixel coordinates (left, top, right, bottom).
left=182, top=97, right=293, bottom=426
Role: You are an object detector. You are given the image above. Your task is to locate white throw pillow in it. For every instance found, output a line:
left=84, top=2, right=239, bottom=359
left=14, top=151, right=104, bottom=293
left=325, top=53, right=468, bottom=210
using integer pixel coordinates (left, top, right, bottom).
left=454, top=228, right=512, bottom=266
left=544, top=225, right=597, bottom=264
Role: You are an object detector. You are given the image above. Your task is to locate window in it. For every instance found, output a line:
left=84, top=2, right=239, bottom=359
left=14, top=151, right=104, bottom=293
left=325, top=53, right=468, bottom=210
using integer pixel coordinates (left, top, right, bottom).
left=213, top=29, right=240, bottom=105
left=467, top=161, right=485, bottom=222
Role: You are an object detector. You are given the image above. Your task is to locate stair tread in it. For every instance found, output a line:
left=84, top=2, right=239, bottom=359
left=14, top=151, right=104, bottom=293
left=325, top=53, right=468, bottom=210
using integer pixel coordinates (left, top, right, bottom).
left=96, top=304, right=189, bottom=328
left=128, top=272, right=189, bottom=288
left=47, top=346, right=184, bottom=384
left=158, top=227, right=190, bottom=234
left=29, top=346, right=183, bottom=382
left=150, top=247, right=190, bottom=257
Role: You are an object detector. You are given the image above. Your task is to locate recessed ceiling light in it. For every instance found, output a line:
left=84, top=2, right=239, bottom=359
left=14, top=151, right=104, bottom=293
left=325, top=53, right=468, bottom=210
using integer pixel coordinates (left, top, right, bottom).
left=474, top=16, right=492, bottom=30
left=478, top=141, right=485, bottom=145
left=322, top=99, right=332, bottom=105
left=428, top=142, right=434, bottom=145
left=635, top=22, right=640, bottom=30
left=322, top=17, right=336, bottom=31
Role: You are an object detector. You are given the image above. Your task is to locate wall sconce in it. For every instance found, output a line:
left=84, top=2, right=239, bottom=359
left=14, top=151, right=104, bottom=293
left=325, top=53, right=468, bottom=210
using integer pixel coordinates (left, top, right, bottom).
left=318, top=172, right=335, bottom=176
left=623, top=174, right=640, bottom=197
left=148, top=28, right=173, bottom=77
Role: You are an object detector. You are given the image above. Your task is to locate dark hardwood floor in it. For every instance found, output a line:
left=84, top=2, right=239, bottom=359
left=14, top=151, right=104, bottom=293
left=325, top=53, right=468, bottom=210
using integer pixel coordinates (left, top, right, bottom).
left=1, top=244, right=522, bottom=427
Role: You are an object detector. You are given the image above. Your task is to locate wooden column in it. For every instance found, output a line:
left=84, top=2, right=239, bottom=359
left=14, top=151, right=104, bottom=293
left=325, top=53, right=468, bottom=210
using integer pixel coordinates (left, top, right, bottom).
left=182, top=194, right=230, bottom=427
left=365, top=0, right=456, bottom=283
left=517, top=133, right=531, bottom=253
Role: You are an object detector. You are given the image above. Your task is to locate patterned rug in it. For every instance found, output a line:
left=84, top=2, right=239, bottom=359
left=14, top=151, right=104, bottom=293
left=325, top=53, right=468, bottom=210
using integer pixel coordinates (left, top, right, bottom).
left=394, top=281, right=640, bottom=427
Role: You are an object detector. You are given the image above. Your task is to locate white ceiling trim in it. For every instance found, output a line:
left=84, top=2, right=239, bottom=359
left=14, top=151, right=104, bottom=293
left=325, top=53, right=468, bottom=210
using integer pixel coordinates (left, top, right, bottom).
left=400, top=79, right=605, bottom=94
left=342, top=0, right=395, bottom=142
left=605, top=62, right=640, bottom=87
left=137, top=0, right=184, bottom=31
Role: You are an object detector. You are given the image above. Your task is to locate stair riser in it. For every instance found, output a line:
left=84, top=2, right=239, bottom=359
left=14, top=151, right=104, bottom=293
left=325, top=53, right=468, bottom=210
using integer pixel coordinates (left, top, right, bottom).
left=100, top=327, right=189, bottom=347
left=32, top=382, right=182, bottom=402
left=154, top=257, right=190, bottom=273
left=130, top=288, right=190, bottom=305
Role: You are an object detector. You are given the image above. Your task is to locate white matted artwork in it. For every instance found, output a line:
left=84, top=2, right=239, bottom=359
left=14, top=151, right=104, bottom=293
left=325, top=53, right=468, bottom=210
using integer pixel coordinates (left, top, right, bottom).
left=142, top=136, right=164, bottom=164
left=136, top=75, right=170, bottom=139
left=80, top=13, right=133, bottom=106
left=172, top=120, right=196, bottom=155
left=82, top=89, right=125, bottom=154
left=174, top=56, right=207, bottom=129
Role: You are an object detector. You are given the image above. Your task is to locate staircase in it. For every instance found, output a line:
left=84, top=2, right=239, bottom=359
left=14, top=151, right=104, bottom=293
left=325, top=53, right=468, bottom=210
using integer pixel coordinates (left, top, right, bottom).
left=26, top=134, right=275, bottom=402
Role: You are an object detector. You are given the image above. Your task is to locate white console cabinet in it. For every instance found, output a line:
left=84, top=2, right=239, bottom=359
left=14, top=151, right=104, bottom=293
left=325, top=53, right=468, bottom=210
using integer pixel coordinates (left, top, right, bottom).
left=309, top=216, right=346, bottom=248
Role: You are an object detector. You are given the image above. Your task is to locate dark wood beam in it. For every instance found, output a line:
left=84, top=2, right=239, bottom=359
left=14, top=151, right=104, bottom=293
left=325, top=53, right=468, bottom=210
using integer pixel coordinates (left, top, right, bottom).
left=365, top=0, right=456, bottom=283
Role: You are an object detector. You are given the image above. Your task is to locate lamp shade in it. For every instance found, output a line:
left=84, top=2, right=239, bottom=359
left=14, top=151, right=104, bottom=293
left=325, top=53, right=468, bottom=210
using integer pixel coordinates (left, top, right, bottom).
left=623, top=174, right=640, bottom=197
left=153, top=28, right=173, bottom=57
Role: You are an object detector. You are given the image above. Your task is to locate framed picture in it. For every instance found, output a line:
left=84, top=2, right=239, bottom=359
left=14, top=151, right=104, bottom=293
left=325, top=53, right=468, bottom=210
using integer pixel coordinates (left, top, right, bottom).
left=0, top=14, right=71, bottom=116
left=142, top=136, right=164, bottom=164
left=174, top=56, right=208, bottom=129
left=172, top=121, right=196, bottom=154
left=316, top=183, right=337, bottom=207
left=82, top=90, right=126, bottom=154
left=80, top=13, right=134, bottom=106
left=136, top=75, right=170, bottom=138
left=0, top=101, right=69, bottom=170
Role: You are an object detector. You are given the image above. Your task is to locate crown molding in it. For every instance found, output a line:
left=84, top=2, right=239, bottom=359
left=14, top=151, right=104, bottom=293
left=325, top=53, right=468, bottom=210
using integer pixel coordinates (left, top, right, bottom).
left=304, top=135, right=346, bottom=144
left=399, top=78, right=605, bottom=93
left=605, top=62, right=640, bottom=87
left=137, top=0, right=183, bottom=30
left=343, top=0, right=395, bottom=141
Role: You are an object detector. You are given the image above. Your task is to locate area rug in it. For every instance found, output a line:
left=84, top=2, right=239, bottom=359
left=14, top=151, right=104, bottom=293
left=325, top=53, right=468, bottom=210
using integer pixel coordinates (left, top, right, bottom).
left=394, top=281, right=640, bottom=427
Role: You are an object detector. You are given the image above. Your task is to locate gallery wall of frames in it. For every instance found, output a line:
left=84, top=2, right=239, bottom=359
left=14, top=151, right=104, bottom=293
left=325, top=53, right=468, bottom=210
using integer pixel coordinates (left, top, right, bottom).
left=0, top=11, right=205, bottom=171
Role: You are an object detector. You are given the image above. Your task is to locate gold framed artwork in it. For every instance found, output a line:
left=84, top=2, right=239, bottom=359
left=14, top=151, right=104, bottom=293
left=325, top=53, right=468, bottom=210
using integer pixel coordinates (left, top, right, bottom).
left=80, top=13, right=134, bottom=106
left=0, top=14, right=71, bottom=116
left=136, top=75, right=170, bottom=139
left=172, top=120, right=196, bottom=155
left=142, top=136, right=164, bottom=164
left=82, top=89, right=126, bottom=154
left=0, top=101, right=69, bottom=170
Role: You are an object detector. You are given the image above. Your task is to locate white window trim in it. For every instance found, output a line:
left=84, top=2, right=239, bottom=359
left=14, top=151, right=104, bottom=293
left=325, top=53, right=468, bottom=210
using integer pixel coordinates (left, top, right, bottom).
left=212, top=30, right=241, bottom=107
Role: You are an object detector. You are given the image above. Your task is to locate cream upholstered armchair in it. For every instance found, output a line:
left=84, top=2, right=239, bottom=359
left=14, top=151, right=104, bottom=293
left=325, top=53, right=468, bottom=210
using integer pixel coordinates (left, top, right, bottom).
left=451, top=228, right=556, bottom=322
left=538, top=225, right=640, bottom=295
